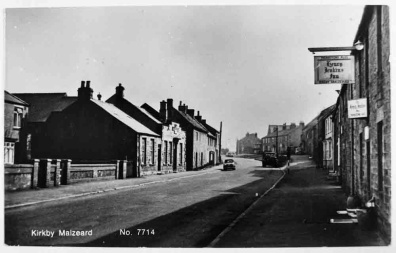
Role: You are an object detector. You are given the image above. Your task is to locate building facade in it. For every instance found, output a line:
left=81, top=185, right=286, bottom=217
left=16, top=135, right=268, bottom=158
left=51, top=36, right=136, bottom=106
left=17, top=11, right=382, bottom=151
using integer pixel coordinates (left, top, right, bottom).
left=4, top=91, right=29, bottom=164
left=262, top=122, right=304, bottom=154
left=13, top=92, right=77, bottom=162
left=333, top=6, right=390, bottom=242
left=236, top=133, right=261, bottom=154
left=144, top=99, right=217, bottom=171
left=42, top=81, right=161, bottom=177
left=107, top=84, right=187, bottom=174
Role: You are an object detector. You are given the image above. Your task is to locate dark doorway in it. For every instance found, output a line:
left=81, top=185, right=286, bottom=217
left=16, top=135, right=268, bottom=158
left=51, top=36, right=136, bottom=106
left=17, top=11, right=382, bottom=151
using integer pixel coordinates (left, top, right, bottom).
left=377, top=121, right=383, bottom=199
left=157, top=144, right=162, bottom=172
left=366, top=140, right=371, bottom=196
left=173, top=141, right=178, bottom=172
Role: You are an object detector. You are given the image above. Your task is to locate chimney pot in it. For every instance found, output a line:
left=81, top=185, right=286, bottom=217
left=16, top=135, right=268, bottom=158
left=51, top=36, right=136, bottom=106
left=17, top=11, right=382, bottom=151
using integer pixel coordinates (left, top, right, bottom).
left=78, top=80, right=93, bottom=100
left=86, top=80, right=91, bottom=88
left=97, top=93, right=102, bottom=101
left=116, top=83, right=125, bottom=98
left=81, top=81, right=85, bottom=88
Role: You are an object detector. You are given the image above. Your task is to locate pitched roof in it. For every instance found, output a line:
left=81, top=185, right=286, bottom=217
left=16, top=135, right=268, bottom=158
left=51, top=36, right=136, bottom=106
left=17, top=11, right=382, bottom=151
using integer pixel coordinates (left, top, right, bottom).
left=263, top=125, right=303, bottom=138
left=106, top=95, right=162, bottom=124
left=201, top=121, right=219, bottom=137
left=140, top=103, right=162, bottom=122
left=318, top=104, right=336, bottom=119
left=4, top=91, right=29, bottom=106
left=13, top=93, right=77, bottom=122
left=175, top=109, right=208, bottom=133
left=91, top=99, right=159, bottom=137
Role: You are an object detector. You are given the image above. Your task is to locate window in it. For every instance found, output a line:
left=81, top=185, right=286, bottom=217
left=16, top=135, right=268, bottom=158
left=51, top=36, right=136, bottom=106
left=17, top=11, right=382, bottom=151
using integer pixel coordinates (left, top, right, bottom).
left=196, top=132, right=198, bottom=141
left=13, top=107, right=23, bottom=128
left=142, top=138, right=147, bottom=165
left=329, top=140, right=332, bottom=159
left=4, top=142, right=15, bottom=164
left=151, top=139, right=155, bottom=165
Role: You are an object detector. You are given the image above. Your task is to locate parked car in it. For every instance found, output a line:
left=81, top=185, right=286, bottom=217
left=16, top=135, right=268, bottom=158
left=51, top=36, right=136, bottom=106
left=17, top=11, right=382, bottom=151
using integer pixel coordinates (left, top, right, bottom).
left=226, top=152, right=234, bottom=157
left=262, top=152, right=279, bottom=168
left=223, top=159, right=236, bottom=170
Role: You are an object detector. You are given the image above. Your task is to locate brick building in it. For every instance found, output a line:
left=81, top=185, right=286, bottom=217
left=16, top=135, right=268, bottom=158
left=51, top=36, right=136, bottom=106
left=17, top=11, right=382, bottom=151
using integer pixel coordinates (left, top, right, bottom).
left=106, top=84, right=187, bottom=174
left=13, top=92, right=77, bottom=162
left=262, top=122, right=304, bottom=154
left=333, top=6, right=390, bottom=242
left=41, top=81, right=161, bottom=177
left=236, top=133, right=260, bottom=154
left=4, top=91, right=29, bottom=164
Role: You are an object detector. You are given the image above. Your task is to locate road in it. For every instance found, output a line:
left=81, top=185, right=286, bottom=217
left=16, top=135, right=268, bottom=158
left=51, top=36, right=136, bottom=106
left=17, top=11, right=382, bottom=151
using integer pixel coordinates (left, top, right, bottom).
left=5, top=157, right=284, bottom=247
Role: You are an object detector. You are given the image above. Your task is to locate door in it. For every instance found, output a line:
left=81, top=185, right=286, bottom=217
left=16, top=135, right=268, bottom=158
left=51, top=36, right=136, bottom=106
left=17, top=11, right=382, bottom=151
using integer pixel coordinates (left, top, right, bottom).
left=173, top=143, right=178, bottom=172
left=157, top=144, right=162, bottom=171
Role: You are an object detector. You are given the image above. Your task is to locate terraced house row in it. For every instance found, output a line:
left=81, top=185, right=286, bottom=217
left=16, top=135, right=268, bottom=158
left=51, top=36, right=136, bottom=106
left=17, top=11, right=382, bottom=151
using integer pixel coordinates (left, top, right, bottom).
left=4, top=81, right=221, bottom=189
left=302, top=6, right=391, bottom=244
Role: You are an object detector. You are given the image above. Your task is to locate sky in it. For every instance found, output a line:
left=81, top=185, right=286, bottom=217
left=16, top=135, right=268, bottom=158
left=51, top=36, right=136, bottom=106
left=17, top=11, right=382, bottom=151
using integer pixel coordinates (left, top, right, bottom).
left=4, top=1, right=367, bottom=151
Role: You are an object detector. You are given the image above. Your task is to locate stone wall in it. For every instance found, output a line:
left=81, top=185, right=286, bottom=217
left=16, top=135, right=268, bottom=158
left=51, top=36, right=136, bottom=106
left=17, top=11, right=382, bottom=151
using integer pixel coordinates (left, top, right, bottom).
left=337, top=6, right=390, bottom=243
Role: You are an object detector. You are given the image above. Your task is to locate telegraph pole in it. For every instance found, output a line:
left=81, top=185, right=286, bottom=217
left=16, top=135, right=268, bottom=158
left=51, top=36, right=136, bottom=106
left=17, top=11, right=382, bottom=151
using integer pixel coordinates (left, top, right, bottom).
left=219, top=121, right=222, bottom=164
left=276, top=126, right=279, bottom=158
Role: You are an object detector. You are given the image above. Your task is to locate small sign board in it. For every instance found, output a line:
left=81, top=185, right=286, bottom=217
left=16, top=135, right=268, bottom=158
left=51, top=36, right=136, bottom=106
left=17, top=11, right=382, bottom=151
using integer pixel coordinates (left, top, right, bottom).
left=314, top=55, right=355, bottom=84
left=347, top=98, right=367, bottom=118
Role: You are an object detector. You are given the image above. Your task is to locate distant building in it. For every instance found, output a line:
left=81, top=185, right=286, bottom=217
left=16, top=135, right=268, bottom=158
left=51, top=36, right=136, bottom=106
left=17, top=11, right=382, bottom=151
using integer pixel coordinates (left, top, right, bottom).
left=317, top=105, right=336, bottom=170
left=262, top=122, right=304, bottom=154
left=4, top=91, right=29, bottom=164
left=236, top=133, right=260, bottom=154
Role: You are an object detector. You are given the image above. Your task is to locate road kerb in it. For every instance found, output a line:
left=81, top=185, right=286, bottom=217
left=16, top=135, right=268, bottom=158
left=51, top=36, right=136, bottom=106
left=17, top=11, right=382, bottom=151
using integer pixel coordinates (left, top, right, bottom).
left=207, top=164, right=288, bottom=247
left=5, top=168, right=220, bottom=210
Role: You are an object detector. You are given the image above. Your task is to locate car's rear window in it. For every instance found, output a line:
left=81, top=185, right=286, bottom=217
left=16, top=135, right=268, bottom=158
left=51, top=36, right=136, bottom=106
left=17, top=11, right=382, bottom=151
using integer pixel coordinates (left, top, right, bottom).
left=225, top=159, right=234, bottom=163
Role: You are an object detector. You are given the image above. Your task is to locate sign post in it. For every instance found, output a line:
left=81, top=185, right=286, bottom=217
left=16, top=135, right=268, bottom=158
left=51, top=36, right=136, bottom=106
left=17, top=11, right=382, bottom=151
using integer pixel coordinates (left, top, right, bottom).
left=314, top=55, right=355, bottom=84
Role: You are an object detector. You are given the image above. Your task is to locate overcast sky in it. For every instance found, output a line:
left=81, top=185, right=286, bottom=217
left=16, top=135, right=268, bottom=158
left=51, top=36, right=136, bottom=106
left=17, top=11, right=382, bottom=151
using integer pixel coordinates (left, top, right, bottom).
left=5, top=3, right=366, bottom=151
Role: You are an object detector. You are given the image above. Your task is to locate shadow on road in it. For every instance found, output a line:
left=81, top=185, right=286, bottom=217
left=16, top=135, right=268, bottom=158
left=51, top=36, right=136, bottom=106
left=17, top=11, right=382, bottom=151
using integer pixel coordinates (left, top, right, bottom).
left=66, top=170, right=283, bottom=248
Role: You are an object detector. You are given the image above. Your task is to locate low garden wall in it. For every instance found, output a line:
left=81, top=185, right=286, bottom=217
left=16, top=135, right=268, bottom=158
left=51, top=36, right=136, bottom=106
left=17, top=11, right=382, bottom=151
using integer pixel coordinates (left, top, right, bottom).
left=5, top=159, right=128, bottom=191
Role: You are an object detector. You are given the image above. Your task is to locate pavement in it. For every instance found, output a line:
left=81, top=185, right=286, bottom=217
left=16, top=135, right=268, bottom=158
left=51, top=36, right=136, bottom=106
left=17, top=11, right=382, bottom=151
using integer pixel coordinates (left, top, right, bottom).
left=4, top=163, right=223, bottom=209
left=212, top=156, right=388, bottom=247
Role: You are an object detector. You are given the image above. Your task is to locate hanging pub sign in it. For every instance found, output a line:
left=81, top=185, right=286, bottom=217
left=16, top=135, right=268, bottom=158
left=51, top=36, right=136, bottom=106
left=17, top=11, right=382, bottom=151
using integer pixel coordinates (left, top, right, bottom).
left=314, top=55, right=355, bottom=84
left=347, top=98, right=367, bottom=118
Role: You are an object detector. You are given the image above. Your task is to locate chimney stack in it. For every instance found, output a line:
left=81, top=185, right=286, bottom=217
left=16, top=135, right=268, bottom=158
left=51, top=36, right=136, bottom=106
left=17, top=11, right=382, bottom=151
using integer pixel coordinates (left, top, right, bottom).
left=167, top=99, right=173, bottom=120
left=178, top=101, right=185, bottom=112
left=299, top=121, right=305, bottom=128
left=290, top=122, right=296, bottom=129
left=195, top=111, right=202, bottom=121
left=187, top=109, right=195, bottom=118
left=201, top=119, right=206, bottom=125
left=159, top=100, right=167, bottom=122
left=116, top=83, right=125, bottom=98
left=283, top=123, right=287, bottom=130
left=78, top=80, right=93, bottom=100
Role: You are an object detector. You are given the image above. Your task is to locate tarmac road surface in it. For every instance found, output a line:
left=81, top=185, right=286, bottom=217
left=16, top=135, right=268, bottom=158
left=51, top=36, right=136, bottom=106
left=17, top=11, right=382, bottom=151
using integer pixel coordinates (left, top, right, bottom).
left=5, top=157, right=284, bottom=247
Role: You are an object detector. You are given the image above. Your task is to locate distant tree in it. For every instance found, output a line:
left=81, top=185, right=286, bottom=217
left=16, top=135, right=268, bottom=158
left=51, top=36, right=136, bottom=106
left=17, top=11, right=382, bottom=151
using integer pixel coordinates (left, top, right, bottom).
left=221, top=148, right=230, bottom=155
